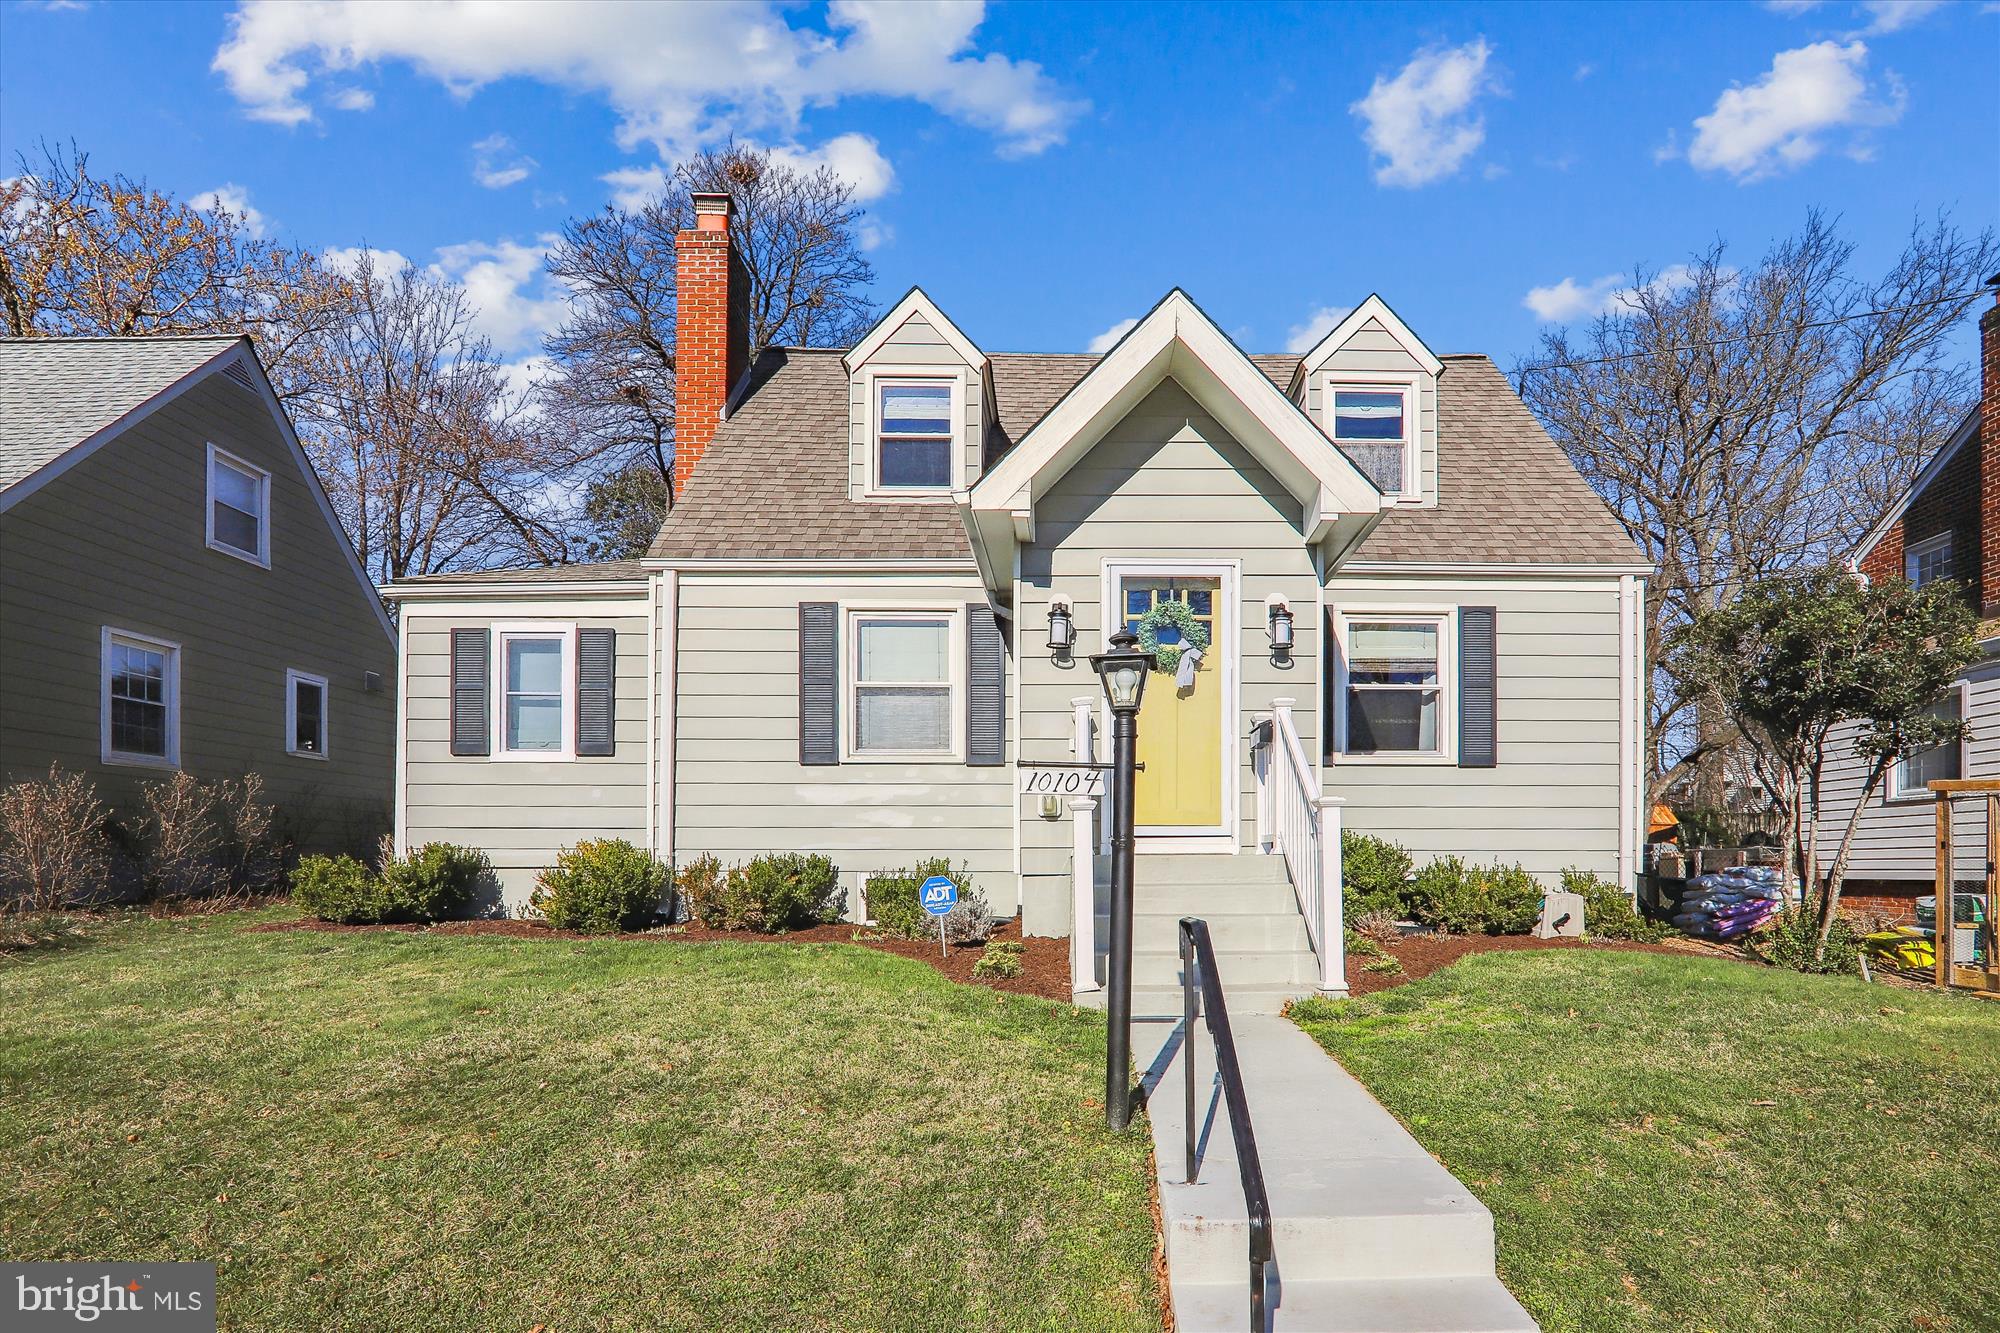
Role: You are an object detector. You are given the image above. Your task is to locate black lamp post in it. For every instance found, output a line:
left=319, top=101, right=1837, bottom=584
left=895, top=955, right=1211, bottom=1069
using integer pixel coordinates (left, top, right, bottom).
left=1089, top=625, right=1152, bottom=1129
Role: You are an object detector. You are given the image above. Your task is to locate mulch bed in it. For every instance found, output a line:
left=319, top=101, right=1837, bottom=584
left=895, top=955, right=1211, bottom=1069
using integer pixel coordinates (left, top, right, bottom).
left=247, top=915, right=1074, bottom=1001
left=1343, top=931, right=1740, bottom=996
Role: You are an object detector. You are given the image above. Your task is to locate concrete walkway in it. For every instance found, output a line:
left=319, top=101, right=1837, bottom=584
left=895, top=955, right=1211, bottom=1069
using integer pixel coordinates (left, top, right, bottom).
left=1137, top=1012, right=1537, bottom=1332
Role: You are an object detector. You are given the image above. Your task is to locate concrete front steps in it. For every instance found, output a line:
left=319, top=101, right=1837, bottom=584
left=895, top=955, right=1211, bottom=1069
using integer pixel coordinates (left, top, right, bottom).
left=1138, top=1012, right=1537, bottom=1332
left=1078, top=855, right=1326, bottom=1017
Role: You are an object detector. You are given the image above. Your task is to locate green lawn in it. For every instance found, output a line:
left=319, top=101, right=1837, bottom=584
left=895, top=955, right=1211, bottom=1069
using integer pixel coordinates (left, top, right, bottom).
left=1292, top=951, right=2000, bottom=1333
left=0, top=911, right=1160, bottom=1332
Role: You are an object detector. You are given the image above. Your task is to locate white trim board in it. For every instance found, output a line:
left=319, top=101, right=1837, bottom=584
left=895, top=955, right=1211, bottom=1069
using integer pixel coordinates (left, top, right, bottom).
left=1289, top=293, right=1445, bottom=384
left=842, top=287, right=986, bottom=373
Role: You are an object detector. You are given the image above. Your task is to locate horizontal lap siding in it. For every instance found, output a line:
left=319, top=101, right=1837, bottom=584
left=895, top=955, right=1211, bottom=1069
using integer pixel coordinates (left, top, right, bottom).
left=1814, top=659, right=2000, bottom=882
left=1324, top=574, right=1625, bottom=881
left=1017, top=378, right=1321, bottom=934
left=0, top=375, right=395, bottom=854
left=671, top=573, right=1017, bottom=912
left=846, top=312, right=984, bottom=499
left=1303, top=318, right=1439, bottom=501
left=401, top=606, right=650, bottom=901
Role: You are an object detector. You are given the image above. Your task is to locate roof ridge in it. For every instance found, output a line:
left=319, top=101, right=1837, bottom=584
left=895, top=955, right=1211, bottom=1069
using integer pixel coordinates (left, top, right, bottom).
left=0, top=333, right=246, bottom=344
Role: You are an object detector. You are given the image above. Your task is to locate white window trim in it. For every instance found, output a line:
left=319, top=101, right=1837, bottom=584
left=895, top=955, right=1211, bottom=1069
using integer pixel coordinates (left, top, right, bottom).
left=491, top=621, right=577, bottom=762
left=862, top=366, right=965, bottom=499
left=100, top=626, right=181, bottom=769
left=1904, top=531, right=1953, bottom=587
left=285, top=668, right=330, bottom=761
left=205, top=442, right=272, bottom=568
left=1330, top=607, right=1457, bottom=765
left=1885, top=681, right=1968, bottom=804
left=1319, top=372, right=1424, bottom=505
left=841, top=605, right=965, bottom=762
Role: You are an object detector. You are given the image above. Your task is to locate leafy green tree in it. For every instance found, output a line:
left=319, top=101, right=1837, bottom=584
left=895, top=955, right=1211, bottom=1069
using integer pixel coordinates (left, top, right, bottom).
left=1679, top=566, right=1978, bottom=960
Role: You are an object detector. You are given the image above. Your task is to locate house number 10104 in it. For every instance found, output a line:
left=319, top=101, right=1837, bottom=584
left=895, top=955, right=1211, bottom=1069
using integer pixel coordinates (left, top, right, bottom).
left=1018, top=766, right=1106, bottom=798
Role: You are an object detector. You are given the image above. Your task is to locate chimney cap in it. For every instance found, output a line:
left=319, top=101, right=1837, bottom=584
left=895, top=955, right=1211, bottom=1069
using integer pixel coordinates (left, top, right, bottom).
left=692, top=192, right=734, bottom=231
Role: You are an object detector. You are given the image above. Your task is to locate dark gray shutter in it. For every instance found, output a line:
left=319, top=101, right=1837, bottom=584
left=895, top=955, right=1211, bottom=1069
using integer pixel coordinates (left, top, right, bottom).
left=1459, top=606, right=1497, bottom=768
left=799, top=602, right=838, bottom=765
left=449, top=628, right=490, bottom=757
left=967, top=602, right=1005, bottom=766
left=576, top=627, right=616, bottom=757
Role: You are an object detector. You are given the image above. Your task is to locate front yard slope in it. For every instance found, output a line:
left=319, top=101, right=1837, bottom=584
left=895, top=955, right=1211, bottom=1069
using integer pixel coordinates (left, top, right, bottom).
left=1292, top=950, right=1999, bottom=1333
left=0, top=913, right=1159, bottom=1331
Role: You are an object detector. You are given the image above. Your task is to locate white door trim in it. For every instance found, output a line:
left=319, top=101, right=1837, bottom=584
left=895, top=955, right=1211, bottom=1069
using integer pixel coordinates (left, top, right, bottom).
left=1100, top=558, right=1242, bottom=851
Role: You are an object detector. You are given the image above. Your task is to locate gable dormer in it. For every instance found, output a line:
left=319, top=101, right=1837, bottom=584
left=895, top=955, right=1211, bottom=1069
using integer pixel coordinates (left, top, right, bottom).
left=841, top=289, right=989, bottom=502
left=1289, top=295, right=1443, bottom=508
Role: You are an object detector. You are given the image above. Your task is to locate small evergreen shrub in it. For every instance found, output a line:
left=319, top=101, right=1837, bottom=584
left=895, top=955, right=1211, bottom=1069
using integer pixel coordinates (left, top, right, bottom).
left=1341, top=831, right=1414, bottom=921
left=972, top=948, right=1023, bottom=979
left=290, top=854, right=382, bottom=923
left=984, top=938, right=1026, bottom=956
left=532, top=839, right=668, bottom=933
left=380, top=843, right=486, bottom=922
left=706, top=853, right=842, bottom=933
left=1559, top=867, right=1668, bottom=942
left=1750, top=907, right=1864, bottom=975
left=1362, top=955, right=1404, bottom=975
left=676, top=853, right=727, bottom=926
left=865, top=858, right=991, bottom=944
left=1406, top=857, right=1542, bottom=935
left=1344, top=928, right=1385, bottom=959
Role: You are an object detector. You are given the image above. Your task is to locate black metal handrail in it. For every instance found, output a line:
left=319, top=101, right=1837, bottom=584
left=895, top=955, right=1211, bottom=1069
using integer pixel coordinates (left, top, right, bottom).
left=1178, top=916, right=1274, bottom=1332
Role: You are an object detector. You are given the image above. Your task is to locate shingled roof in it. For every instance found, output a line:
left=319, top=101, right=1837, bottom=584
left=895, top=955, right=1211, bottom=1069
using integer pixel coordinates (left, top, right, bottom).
left=649, top=345, right=1639, bottom=566
left=0, top=335, right=245, bottom=490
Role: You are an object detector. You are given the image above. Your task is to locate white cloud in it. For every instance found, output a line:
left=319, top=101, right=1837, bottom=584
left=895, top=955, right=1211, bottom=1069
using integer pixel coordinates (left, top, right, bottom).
left=764, top=132, right=894, bottom=201
left=1573, top=62, right=1596, bottom=81
left=1856, top=0, right=1944, bottom=32
left=321, top=245, right=411, bottom=278
left=1762, top=0, right=1823, bottom=12
left=1683, top=40, right=1903, bottom=180
left=190, top=183, right=267, bottom=238
left=1522, top=264, right=1702, bottom=323
left=429, top=236, right=568, bottom=355
left=600, top=164, right=669, bottom=212
left=330, top=86, right=373, bottom=111
left=1086, top=318, right=1137, bottom=354
left=1284, top=305, right=1351, bottom=355
left=211, top=0, right=1085, bottom=159
left=1349, top=39, right=1499, bottom=188
left=472, top=132, right=537, bottom=189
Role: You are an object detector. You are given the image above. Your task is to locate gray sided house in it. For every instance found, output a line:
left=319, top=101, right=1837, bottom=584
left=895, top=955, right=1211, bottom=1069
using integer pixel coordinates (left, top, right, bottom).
left=386, top=194, right=1649, bottom=999
left=0, top=336, right=396, bottom=854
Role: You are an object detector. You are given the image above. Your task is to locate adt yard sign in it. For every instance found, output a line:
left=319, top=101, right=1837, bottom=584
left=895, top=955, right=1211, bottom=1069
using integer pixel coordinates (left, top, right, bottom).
left=920, top=874, right=957, bottom=958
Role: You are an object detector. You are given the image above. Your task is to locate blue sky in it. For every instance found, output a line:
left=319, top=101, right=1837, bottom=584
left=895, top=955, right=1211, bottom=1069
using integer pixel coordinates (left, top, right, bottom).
left=3, top=0, right=1995, bottom=374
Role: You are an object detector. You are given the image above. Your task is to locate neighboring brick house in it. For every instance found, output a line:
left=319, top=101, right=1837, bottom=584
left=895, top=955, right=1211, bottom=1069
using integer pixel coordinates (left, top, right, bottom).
left=1820, top=277, right=2000, bottom=923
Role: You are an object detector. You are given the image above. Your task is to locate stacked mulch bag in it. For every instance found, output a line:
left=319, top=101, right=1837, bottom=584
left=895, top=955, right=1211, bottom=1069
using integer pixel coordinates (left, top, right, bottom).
left=1670, top=865, right=1787, bottom=939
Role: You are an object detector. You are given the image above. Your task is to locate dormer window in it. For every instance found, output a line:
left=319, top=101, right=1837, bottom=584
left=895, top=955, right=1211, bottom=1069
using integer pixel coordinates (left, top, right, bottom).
left=1331, top=387, right=1410, bottom=497
left=876, top=380, right=955, bottom=491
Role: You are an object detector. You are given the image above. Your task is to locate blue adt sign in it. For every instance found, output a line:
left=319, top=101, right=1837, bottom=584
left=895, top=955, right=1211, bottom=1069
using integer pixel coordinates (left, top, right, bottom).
left=919, top=874, right=958, bottom=916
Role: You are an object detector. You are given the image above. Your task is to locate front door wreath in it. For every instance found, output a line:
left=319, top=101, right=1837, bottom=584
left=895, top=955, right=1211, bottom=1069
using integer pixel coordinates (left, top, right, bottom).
left=1133, top=600, right=1210, bottom=674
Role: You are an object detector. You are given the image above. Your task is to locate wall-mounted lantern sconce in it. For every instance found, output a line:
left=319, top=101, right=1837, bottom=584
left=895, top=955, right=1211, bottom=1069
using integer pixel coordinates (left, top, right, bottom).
left=1047, top=595, right=1076, bottom=660
left=1266, top=595, right=1295, bottom=657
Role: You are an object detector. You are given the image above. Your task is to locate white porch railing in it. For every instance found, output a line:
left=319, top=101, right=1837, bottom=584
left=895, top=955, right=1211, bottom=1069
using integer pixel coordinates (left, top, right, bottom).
left=1253, top=698, right=1348, bottom=995
left=1070, top=696, right=1100, bottom=995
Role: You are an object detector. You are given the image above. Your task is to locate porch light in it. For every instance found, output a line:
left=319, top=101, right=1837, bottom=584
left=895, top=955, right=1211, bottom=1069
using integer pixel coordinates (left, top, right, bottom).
left=1046, top=597, right=1076, bottom=656
left=1091, top=627, right=1153, bottom=714
left=1266, top=597, right=1295, bottom=653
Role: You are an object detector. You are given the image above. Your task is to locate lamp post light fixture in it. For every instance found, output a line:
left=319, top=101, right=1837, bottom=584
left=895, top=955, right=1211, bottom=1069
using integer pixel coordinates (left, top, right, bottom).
left=1046, top=597, right=1076, bottom=659
left=1089, top=625, right=1153, bottom=1129
left=1266, top=596, right=1295, bottom=655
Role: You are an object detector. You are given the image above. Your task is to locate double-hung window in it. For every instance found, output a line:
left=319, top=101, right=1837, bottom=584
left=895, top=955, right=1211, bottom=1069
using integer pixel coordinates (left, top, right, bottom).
left=493, top=625, right=575, bottom=759
left=286, top=670, right=328, bottom=758
left=206, top=444, right=270, bottom=566
left=848, top=611, right=957, bottom=758
left=875, top=380, right=955, bottom=491
left=1330, top=387, right=1410, bottom=498
left=1340, top=614, right=1447, bottom=757
left=1892, top=690, right=1963, bottom=799
left=102, top=628, right=179, bottom=767
left=1905, top=533, right=1953, bottom=588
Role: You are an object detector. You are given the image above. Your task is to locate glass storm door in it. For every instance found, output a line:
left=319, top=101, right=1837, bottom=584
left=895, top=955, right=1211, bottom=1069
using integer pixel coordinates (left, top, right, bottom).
left=1121, top=576, right=1224, bottom=831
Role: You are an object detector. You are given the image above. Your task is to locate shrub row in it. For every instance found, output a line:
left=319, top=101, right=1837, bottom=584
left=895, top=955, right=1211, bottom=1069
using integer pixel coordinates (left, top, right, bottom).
left=291, top=842, right=487, bottom=924
left=677, top=852, right=843, bottom=933
left=1340, top=830, right=1657, bottom=938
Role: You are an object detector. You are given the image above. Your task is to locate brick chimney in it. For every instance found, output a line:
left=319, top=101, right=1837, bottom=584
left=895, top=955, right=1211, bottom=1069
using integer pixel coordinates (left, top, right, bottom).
left=1980, top=273, right=2000, bottom=614
left=672, top=191, right=749, bottom=503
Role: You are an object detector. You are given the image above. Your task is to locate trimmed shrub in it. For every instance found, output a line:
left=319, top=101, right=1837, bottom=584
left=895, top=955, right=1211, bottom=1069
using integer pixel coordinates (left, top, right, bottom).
left=972, top=948, right=1023, bottom=979
left=380, top=842, right=486, bottom=923
left=676, top=852, right=727, bottom=926
left=984, top=939, right=1026, bottom=956
left=1362, top=955, right=1404, bottom=975
left=1750, top=907, right=1864, bottom=975
left=1559, top=867, right=1668, bottom=942
left=290, top=854, right=382, bottom=923
left=1406, top=856, right=1542, bottom=935
left=1341, top=831, right=1413, bottom=921
left=865, top=858, right=992, bottom=945
left=1344, top=927, right=1385, bottom=959
left=532, top=839, right=668, bottom=933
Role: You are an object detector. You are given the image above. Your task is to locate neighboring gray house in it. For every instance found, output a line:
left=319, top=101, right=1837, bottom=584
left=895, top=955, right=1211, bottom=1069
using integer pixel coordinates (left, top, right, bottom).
left=385, top=194, right=1649, bottom=998
left=0, top=335, right=396, bottom=854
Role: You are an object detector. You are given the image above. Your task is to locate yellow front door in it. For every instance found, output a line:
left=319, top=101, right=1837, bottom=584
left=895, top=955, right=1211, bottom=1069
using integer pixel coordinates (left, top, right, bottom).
left=1124, top=576, right=1224, bottom=829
